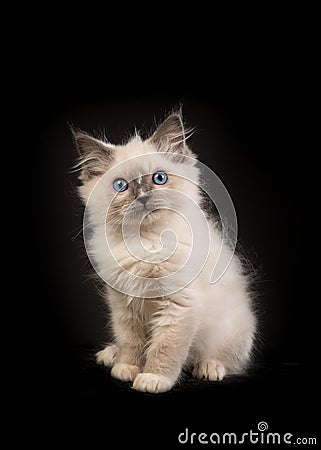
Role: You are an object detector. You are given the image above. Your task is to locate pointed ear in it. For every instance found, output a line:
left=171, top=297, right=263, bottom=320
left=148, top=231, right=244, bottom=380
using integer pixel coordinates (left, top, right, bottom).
left=149, top=113, right=196, bottom=162
left=72, top=130, right=114, bottom=181
left=150, top=113, right=185, bottom=152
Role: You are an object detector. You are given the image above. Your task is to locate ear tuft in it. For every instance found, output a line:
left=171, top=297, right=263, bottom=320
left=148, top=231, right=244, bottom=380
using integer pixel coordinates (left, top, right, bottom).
left=71, top=129, right=114, bottom=181
left=149, top=112, right=197, bottom=163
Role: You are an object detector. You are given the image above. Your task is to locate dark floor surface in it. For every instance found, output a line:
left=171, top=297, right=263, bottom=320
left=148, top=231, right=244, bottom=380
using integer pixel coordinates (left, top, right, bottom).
left=18, top=349, right=318, bottom=448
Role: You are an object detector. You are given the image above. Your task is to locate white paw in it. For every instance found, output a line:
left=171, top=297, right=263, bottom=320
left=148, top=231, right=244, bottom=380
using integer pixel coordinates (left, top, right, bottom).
left=111, top=363, right=140, bottom=382
left=132, top=373, right=174, bottom=393
left=192, top=359, right=226, bottom=381
left=96, top=345, right=118, bottom=367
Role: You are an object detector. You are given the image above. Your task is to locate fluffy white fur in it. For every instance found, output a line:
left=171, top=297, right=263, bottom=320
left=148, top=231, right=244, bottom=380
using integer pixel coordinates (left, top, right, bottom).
left=74, top=113, right=256, bottom=393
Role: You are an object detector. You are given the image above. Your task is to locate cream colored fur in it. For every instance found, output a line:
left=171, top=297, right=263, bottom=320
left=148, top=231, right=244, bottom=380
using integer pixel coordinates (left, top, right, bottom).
left=74, top=113, right=256, bottom=393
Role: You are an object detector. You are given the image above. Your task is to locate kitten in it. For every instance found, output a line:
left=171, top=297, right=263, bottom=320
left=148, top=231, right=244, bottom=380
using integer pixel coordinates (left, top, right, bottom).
left=73, top=112, right=256, bottom=393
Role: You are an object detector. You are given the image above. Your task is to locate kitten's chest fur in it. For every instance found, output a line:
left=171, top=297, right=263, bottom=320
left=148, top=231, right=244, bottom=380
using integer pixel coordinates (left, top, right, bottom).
left=108, top=214, right=193, bottom=279
left=127, top=297, right=161, bottom=323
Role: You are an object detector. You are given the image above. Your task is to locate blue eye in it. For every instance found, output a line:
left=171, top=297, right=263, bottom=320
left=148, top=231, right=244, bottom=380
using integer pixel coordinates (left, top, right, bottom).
left=113, top=178, right=128, bottom=192
left=152, top=171, right=168, bottom=185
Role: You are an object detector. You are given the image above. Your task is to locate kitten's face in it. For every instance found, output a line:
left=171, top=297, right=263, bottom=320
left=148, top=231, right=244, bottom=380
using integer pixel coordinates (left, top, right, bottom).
left=75, top=113, right=200, bottom=229
left=106, top=144, right=200, bottom=228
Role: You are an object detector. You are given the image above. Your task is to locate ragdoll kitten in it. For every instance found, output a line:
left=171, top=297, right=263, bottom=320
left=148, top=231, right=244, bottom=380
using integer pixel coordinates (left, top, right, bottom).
left=74, top=112, right=256, bottom=393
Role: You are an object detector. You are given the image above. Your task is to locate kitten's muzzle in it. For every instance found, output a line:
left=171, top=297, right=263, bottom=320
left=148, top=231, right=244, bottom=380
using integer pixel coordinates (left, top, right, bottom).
left=137, top=194, right=150, bottom=206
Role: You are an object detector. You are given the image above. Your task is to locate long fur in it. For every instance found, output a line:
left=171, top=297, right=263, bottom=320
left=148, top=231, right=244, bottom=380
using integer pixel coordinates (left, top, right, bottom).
left=74, top=112, right=257, bottom=393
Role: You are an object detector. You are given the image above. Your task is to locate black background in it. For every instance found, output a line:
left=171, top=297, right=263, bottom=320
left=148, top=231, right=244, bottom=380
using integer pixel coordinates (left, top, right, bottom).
left=15, top=16, right=318, bottom=448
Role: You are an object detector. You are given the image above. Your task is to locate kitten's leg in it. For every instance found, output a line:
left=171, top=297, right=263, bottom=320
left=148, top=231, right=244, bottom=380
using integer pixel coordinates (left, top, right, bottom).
left=133, top=299, right=196, bottom=394
left=191, top=315, right=255, bottom=381
left=96, top=344, right=119, bottom=367
left=109, top=294, right=145, bottom=382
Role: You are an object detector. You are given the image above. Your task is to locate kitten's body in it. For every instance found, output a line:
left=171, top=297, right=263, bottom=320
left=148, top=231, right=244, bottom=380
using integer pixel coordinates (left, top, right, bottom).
left=74, top=113, right=256, bottom=393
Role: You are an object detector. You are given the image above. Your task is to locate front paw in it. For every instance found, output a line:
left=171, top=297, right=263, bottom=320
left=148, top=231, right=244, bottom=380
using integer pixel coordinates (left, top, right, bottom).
left=132, top=373, right=174, bottom=393
left=96, top=344, right=118, bottom=367
left=111, top=363, right=140, bottom=382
